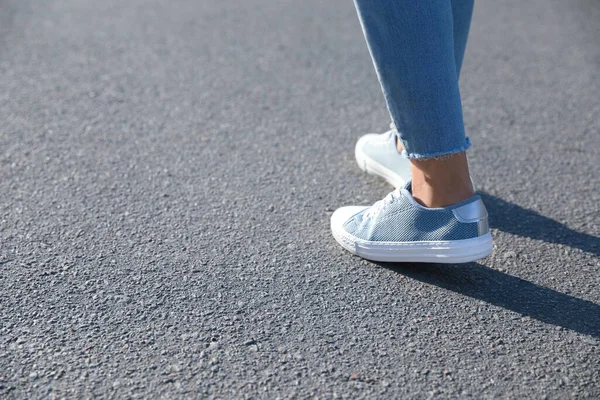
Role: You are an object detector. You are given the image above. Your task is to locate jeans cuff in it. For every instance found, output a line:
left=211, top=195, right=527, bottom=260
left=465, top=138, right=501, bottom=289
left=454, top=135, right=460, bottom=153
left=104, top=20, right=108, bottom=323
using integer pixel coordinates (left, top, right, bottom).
left=399, top=136, right=471, bottom=160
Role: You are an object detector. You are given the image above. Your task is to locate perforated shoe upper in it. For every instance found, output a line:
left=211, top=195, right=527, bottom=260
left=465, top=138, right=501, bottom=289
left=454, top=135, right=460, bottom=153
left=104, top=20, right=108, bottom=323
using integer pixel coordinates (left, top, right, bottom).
left=340, top=181, right=488, bottom=242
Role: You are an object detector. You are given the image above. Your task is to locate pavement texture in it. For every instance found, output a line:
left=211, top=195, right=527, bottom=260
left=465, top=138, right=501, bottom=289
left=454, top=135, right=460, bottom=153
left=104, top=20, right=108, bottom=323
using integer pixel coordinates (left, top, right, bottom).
left=1, top=0, right=599, bottom=398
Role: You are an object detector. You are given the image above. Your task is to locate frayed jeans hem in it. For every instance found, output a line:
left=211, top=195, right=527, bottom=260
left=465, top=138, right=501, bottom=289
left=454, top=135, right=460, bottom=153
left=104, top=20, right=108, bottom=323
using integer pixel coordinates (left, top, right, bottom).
left=400, top=137, right=471, bottom=160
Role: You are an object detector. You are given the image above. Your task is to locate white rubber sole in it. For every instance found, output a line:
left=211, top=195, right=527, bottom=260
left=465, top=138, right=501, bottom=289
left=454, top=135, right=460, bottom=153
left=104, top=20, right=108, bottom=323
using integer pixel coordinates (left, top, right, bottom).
left=355, top=144, right=405, bottom=188
left=331, top=221, right=493, bottom=263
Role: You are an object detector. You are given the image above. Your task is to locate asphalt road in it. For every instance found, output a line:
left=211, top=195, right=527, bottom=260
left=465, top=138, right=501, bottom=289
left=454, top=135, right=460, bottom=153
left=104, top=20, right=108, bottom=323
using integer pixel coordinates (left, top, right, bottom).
left=1, top=0, right=599, bottom=398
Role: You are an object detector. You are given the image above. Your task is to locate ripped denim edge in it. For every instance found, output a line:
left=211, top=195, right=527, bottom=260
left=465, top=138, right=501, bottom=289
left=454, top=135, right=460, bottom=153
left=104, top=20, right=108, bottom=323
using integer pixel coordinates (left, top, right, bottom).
left=398, top=136, right=472, bottom=160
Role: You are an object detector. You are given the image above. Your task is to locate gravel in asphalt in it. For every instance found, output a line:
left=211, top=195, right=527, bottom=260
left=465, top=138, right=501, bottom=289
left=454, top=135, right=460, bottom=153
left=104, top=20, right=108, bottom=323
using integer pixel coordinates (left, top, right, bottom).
left=1, top=0, right=599, bottom=398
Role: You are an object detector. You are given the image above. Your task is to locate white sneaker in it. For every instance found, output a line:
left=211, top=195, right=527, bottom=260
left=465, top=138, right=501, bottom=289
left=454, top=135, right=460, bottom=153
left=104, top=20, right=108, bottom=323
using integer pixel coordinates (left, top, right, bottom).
left=331, top=180, right=493, bottom=263
left=354, top=129, right=411, bottom=188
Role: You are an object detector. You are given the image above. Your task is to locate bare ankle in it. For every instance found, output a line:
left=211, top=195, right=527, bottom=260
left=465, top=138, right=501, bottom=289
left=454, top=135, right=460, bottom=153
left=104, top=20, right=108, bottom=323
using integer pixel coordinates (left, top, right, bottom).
left=409, top=152, right=474, bottom=208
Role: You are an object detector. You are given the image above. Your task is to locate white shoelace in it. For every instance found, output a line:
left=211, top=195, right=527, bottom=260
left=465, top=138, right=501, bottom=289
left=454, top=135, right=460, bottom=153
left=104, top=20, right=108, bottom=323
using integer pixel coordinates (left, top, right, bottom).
left=370, top=129, right=395, bottom=148
left=364, top=189, right=402, bottom=220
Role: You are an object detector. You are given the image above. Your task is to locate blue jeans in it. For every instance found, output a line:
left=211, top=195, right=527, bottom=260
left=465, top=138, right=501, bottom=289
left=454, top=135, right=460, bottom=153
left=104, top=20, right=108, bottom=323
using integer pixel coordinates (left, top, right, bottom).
left=353, top=0, right=474, bottom=159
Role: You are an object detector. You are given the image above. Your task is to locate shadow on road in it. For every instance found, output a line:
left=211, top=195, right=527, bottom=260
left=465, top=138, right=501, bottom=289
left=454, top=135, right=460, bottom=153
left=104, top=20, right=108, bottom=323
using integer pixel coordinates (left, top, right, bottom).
left=480, top=192, right=599, bottom=257
left=376, top=194, right=600, bottom=337
left=378, top=261, right=600, bottom=338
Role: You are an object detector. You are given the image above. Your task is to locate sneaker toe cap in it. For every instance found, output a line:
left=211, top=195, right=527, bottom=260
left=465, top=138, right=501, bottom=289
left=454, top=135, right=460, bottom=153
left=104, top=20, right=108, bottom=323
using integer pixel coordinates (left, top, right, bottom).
left=331, top=206, right=369, bottom=230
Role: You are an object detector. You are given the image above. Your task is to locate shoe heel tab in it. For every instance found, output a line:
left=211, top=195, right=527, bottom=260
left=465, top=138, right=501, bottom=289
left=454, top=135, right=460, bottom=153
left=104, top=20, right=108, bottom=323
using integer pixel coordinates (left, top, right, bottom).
left=451, top=199, right=488, bottom=223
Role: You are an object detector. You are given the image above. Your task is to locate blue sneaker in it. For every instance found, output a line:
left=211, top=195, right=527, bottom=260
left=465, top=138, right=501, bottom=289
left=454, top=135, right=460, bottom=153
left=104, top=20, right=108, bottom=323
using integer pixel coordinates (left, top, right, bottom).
left=331, top=181, right=493, bottom=263
left=355, top=128, right=411, bottom=188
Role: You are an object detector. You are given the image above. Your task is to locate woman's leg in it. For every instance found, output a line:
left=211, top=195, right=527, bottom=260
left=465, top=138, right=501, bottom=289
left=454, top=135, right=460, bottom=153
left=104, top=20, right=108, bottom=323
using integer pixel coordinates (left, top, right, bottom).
left=331, top=0, right=491, bottom=263
left=354, top=0, right=474, bottom=207
left=452, top=0, right=474, bottom=78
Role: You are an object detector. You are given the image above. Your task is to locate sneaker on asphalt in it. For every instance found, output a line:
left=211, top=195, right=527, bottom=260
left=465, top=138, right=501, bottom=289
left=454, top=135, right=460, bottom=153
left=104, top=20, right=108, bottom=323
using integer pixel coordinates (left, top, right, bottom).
left=331, top=181, right=493, bottom=263
left=355, top=129, right=411, bottom=188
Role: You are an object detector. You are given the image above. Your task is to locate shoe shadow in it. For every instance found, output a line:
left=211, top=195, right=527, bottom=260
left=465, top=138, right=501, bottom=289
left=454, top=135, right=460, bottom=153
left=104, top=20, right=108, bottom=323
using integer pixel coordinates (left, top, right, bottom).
left=376, top=261, right=600, bottom=338
left=480, top=192, right=599, bottom=257
left=374, top=194, right=600, bottom=337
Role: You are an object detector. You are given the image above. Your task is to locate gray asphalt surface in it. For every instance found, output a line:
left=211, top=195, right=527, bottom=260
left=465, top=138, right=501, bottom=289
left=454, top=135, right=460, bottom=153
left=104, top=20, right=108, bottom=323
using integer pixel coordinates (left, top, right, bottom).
left=1, top=0, right=599, bottom=398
